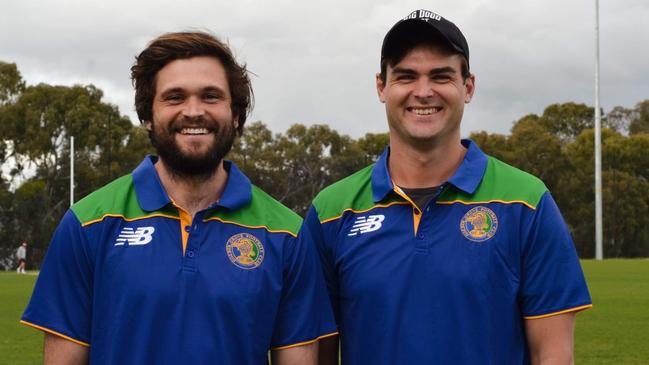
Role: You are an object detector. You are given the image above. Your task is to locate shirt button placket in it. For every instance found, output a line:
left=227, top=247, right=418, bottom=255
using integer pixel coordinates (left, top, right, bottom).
left=415, top=206, right=431, bottom=253
left=183, top=214, right=202, bottom=272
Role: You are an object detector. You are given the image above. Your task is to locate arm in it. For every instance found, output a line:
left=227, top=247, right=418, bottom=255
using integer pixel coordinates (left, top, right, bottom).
left=270, top=209, right=338, bottom=361
left=519, top=193, right=591, bottom=364
left=22, top=211, right=94, bottom=357
left=304, top=206, right=341, bottom=365
left=318, top=334, right=339, bottom=365
left=271, top=342, right=317, bottom=365
left=44, top=333, right=89, bottom=365
left=524, top=312, right=576, bottom=365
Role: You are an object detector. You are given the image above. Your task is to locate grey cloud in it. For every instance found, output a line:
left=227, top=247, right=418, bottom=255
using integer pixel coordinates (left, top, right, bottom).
left=1, top=0, right=647, bottom=138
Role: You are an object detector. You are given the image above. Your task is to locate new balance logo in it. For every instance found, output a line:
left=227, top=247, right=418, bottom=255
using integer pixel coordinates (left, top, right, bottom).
left=115, top=227, right=155, bottom=246
left=348, top=215, right=385, bottom=236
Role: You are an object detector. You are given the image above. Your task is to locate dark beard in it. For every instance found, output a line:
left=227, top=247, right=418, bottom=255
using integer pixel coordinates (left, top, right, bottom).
left=149, top=116, right=236, bottom=182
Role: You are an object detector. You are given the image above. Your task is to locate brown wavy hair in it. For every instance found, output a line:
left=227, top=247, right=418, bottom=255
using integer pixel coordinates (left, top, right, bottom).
left=131, top=31, right=253, bottom=135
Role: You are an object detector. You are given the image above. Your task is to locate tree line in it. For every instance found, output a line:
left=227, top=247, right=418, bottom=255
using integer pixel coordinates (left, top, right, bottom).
left=1, top=61, right=648, bottom=268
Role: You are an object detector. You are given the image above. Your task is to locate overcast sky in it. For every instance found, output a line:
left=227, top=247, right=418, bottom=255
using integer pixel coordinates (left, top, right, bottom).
left=2, top=0, right=648, bottom=138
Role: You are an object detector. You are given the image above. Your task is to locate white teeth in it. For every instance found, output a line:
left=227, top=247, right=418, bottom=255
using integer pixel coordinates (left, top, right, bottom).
left=180, top=128, right=208, bottom=135
left=410, top=107, right=442, bottom=115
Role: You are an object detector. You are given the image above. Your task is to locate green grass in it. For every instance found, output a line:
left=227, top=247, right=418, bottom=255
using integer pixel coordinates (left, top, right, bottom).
left=575, top=259, right=649, bottom=364
left=1, top=260, right=648, bottom=364
left=0, top=272, right=41, bottom=365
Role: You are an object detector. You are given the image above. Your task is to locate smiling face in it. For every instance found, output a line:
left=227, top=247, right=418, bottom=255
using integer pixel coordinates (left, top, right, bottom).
left=377, top=44, right=474, bottom=151
left=145, top=56, right=238, bottom=179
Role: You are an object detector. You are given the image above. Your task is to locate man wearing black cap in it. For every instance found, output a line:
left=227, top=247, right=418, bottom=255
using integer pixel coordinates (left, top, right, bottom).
left=301, top=9, right=592, bottom=364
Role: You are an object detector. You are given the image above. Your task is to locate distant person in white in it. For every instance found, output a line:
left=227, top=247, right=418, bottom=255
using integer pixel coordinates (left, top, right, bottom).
left=16, top=241, right=27, bottom=274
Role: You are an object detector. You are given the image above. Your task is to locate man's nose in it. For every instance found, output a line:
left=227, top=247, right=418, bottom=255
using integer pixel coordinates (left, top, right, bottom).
left=412, top=78, right=435, bottom=99
left=182, top=96, right=205, bottom=118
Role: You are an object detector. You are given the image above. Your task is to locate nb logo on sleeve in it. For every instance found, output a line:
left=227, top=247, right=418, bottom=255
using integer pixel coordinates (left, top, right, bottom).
left=348, top=215, right=385, bottom=236
left=115, top=227, right=155, bottom=246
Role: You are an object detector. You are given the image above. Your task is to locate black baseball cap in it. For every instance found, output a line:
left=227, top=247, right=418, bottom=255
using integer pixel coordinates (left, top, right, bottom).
left=381, top=9, right=469, bottom=67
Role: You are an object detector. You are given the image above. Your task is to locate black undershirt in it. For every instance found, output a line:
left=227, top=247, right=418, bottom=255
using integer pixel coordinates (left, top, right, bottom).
left=399, top=185, right=444, bottom=211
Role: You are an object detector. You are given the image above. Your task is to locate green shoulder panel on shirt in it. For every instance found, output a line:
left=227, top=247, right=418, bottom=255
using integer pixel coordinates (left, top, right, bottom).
left=313, top=164, right=401, bottom=222
left=439, top=156, right=548, bottom=209
left=71, top=174, right=178, bottom=225
left=203, top=185, right=303, bottom=236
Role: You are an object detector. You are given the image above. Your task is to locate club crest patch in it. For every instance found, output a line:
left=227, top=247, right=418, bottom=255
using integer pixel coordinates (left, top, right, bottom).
left=226, top=233, right=265, bottom=269
left=460, top=206, right=498, bottom=242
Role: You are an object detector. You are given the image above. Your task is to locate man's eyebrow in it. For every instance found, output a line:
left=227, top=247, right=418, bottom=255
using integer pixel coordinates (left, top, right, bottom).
left=391, top=66, right=457, bottom=75
left=391, top=67, right=417, bottom=75
left=159, top=87, right=185, bottom=97
left=159, top=85, right=227, bottom=96
left=428, top=66, right=455, bottom=74
left=202, top=86, right=226, bottom=95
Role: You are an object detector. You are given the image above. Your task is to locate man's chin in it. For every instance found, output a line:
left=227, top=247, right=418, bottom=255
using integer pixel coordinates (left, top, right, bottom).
left=177, top=149, right=215, bottom=161
left=157, top=150, right=224, bottom=179
left=169, top=159, right=221, bottom=179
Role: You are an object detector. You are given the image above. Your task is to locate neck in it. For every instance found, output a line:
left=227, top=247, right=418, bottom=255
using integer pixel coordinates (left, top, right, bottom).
left=388, top=138, right=466, bottom=188
left=155, top=158, right=228, bottom=217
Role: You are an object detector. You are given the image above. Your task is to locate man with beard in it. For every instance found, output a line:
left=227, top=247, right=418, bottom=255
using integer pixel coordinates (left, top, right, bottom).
left=21, top=31, right=337, bottom=365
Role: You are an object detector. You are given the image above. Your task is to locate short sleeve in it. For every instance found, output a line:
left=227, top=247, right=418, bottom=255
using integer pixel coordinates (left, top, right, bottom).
left=302, top=205, right=341, bottom=325
left=21, top=210, right=93, bottom=346
left=270, top=218, right=337, bottom=349
left=520, top=192, right=592, bottom=318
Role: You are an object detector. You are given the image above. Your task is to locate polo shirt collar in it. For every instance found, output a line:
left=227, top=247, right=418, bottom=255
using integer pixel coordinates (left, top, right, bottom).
left=448, top=139, right=488, bottom=194
left=371, top=148, right=394, bottom=202
left=216, top=161, right=252, bottom=211
left=132, top=155, right=252, bottom=212
left=133, top=155, right=171, bottom=211
left=371, top=139, right=488, bottom=202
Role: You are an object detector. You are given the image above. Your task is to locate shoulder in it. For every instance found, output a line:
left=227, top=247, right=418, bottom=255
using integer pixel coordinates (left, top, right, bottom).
left=70, top=174, right=140, bottom=225
left=210, top=185, right=303, bottom=237
left=442, top=156, right=548, bottom=209
left=252, top=185, right=303, bottom=235
left=480, top=156, right=548, bottom=209
left=312, top=164, right=375, bottom=223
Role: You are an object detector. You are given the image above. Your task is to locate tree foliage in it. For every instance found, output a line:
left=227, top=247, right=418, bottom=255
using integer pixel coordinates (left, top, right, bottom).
left=230, top=122, right=371, bottom=216
left=0, top=63, right=152, bottom=268
left=472, top=101, right=649, bottom=258
left=0, top=61, right=25, bottom=106
left=629, top=100, right=649, bottom=135
left=1, top=61, right=648, bottom=267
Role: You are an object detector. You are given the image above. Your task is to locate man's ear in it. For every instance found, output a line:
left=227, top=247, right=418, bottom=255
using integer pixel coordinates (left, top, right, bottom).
left=143, top=120, right=153, bottom=132
left=376, top=73, right=386, bottom=103
left=464, top=74, right=476, bottom=104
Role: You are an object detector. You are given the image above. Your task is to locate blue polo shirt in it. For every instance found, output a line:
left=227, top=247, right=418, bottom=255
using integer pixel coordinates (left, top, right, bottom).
left=22, top=156, right=337, bottom=364
left=302, top=140, right=591, bottom=364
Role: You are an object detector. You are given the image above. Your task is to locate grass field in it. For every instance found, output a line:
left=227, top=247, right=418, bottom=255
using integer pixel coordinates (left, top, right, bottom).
left=575, top=259, right=649, bottom=364
left=1, top=260, right=648, bottom=364
left=0, top=272, right=41, bottom=365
